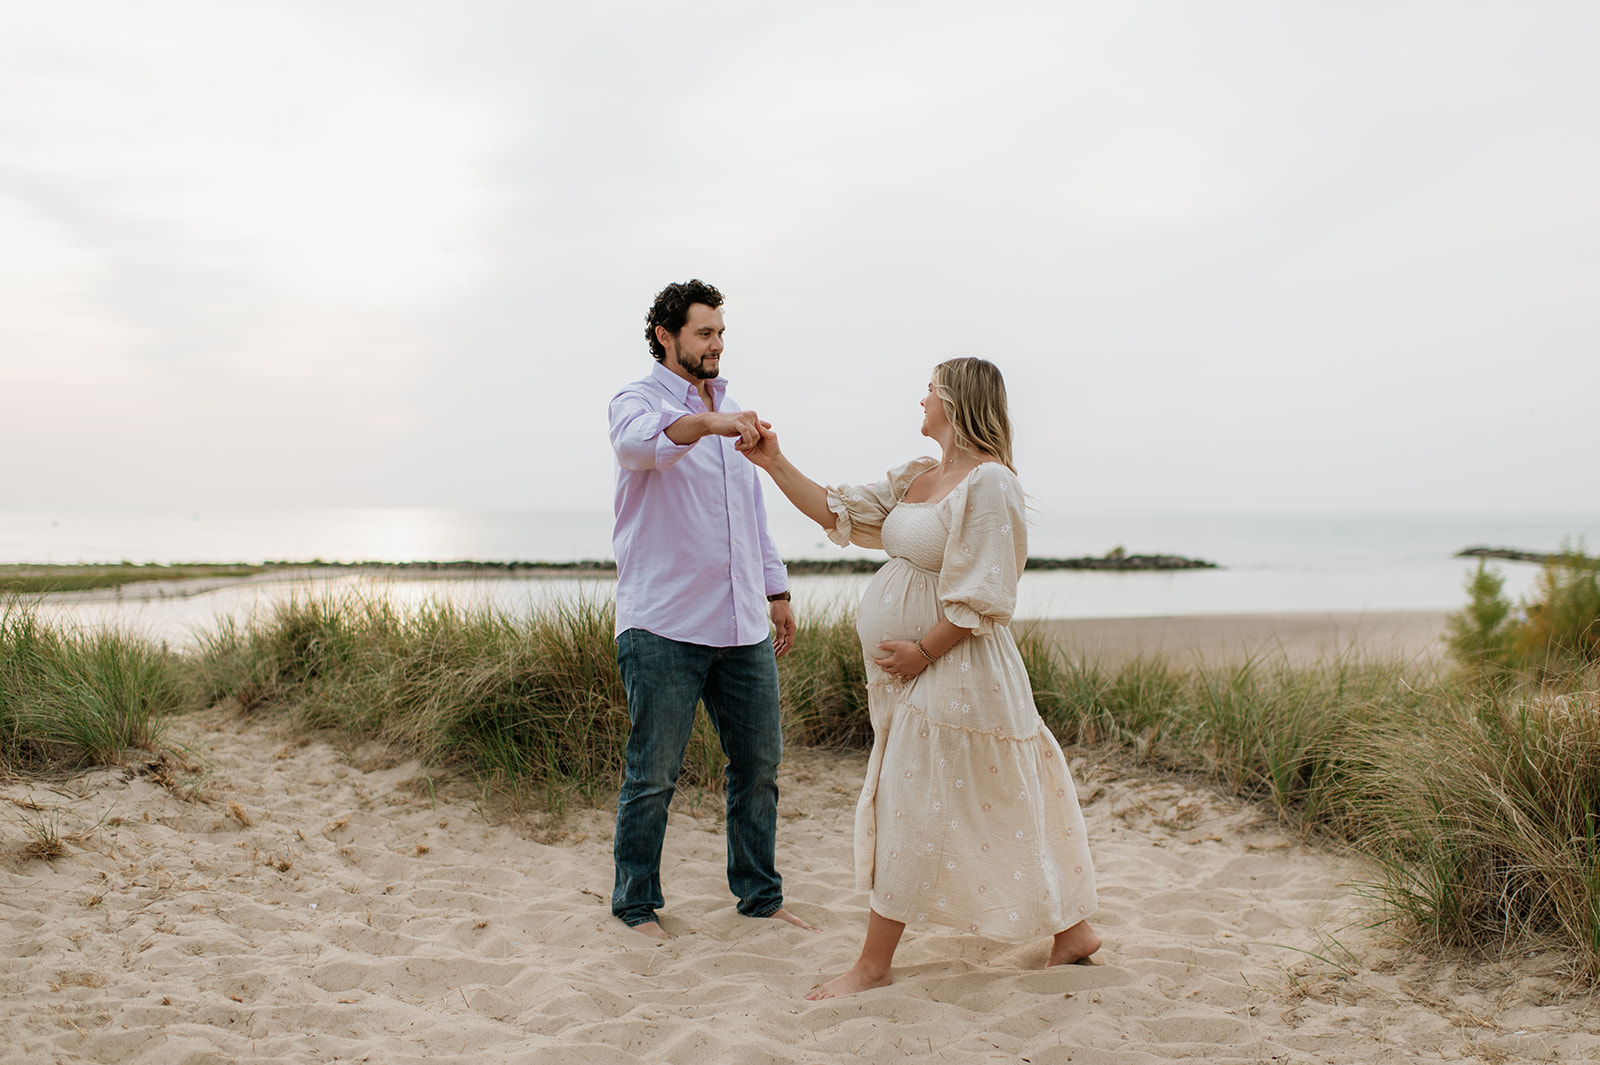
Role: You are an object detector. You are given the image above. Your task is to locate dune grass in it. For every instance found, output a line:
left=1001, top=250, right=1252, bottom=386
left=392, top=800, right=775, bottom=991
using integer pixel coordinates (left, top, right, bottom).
left=1018, top=633, right=1600, bottom=973
left=185, top=591, right=636, bottom=806
left=180, top=591, right=867, bottom=808
left=1, top=602, right=183, bottom=772
left=9, top=583, right=1600, bottom=973
left=1359, top=677, right=1600, bottom=960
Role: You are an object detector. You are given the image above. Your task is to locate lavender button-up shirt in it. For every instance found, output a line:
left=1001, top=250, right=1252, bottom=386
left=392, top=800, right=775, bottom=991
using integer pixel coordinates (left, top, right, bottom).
left=608, top=362, right=788, bottom=646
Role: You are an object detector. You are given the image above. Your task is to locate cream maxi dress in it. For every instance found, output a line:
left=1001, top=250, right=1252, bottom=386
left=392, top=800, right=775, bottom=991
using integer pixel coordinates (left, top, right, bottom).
left=827, top=458, right=1098, bottom=940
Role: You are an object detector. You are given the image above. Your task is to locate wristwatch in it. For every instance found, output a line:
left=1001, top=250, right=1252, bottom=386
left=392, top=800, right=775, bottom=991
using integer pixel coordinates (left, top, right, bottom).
left=766, top=591, right=791, bottom=602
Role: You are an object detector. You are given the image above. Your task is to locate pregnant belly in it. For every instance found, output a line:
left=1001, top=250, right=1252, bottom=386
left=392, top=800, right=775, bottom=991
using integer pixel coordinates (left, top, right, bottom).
left=855, top=558, right=941, bottom=652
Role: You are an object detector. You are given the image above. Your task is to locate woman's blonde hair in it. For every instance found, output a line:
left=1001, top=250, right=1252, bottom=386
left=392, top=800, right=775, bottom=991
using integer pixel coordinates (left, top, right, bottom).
left=932, top=357, right=1015, bottom=472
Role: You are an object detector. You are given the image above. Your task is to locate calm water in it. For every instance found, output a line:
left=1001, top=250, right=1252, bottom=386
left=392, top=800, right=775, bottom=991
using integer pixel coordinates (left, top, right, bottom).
left=6, top=508, right=1598, bottom=646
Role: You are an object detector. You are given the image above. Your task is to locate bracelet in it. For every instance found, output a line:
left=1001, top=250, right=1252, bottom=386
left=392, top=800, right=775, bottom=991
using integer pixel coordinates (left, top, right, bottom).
left=914, top=640, right=936, bottom=663
left=766, top=591, right=791, bottom=602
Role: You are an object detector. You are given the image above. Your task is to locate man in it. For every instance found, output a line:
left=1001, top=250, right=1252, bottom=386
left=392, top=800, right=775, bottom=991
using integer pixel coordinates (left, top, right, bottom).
left=607, top=279, right=816, bottom=940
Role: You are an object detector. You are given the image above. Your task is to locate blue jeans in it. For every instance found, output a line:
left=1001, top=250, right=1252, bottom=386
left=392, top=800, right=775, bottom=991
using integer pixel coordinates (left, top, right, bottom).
left=612, top=628, right=785, bottom=927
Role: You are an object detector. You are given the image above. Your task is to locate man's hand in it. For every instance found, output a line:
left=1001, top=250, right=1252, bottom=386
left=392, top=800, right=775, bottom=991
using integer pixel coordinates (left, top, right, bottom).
left=770, top=598, right=796, bottom=658
left=715, top=410, right=767, bottom=453
left=665, top=409, right=768, bottom=451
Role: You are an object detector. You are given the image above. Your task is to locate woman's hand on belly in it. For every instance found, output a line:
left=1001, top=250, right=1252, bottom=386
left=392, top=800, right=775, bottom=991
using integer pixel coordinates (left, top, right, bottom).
left=873, top=640, right=932, bottom=683
left=872, top=619, right=975, bottom=682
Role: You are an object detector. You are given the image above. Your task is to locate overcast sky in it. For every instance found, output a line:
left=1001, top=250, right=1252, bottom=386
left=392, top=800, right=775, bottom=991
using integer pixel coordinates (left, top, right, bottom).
left=3, top=0, right=1595, bottom=518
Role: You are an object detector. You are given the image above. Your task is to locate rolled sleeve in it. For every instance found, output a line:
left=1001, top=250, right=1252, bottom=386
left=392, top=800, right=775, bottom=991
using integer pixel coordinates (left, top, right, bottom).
left=610, top=392, right=693, bottom=471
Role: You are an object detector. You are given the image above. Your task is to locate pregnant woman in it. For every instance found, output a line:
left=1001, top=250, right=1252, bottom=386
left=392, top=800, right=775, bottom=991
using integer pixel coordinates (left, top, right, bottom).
left=745, top=356, right=1100, bottom=999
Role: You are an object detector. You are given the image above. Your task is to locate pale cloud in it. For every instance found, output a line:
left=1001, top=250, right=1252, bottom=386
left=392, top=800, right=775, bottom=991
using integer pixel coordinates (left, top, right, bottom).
left=0, top=3, right=500, bottom=306
left=1, top=0, right=1596, bottom=514
left=0, top=196, right=150, bottom=382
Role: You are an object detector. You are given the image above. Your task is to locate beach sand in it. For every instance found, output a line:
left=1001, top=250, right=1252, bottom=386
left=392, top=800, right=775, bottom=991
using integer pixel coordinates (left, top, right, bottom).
left=1024, top=610, right=1453, bottom=668
left=5, top=612, right=1597, bottom=1064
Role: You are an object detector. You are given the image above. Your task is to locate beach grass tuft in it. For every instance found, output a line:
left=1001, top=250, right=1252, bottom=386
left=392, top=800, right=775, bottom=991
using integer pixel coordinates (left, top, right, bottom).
left=186, top=591, right=635, bottom=807
left=1, top=601, right=182, bottom=771
left=183, top=590, right=883, bottom=807
left=1360, top=672, right=1600, bottom=968
left=780, top=611, right=871, bottom=748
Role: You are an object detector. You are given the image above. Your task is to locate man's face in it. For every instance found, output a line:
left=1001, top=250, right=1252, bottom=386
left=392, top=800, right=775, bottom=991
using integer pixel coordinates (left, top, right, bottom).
left=662, top=303, right=725, bottom=382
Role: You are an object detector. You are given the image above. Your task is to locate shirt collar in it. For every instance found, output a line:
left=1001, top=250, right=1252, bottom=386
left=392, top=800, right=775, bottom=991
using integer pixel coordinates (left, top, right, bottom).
left=650, top=360, right=728, bottom=405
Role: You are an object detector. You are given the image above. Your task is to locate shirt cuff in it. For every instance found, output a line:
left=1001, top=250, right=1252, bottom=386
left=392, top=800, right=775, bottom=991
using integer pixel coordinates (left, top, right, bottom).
left=651, top=410, right=694, bottom=466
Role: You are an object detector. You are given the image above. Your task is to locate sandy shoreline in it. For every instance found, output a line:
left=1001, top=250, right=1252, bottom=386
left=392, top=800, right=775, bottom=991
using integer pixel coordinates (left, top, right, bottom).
left=7, top=612, right=1597, bottom=1063
left=1026, top=610, right=1452, bottom=668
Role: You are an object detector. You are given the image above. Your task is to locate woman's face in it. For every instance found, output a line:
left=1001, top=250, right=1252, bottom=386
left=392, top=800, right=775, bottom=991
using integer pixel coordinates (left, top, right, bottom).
left=920, top=376, right=950, bottom=439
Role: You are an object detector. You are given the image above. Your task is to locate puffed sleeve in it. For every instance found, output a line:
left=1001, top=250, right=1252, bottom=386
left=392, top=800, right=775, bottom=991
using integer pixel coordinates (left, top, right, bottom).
left=938, top=465, right=1028, bottom=635
left=824, top=457, right=939, bottom=549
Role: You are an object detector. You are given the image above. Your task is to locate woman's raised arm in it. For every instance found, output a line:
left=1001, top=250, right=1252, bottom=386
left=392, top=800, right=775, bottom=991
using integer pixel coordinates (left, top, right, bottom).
left=743, top=424, right=834, bottom=531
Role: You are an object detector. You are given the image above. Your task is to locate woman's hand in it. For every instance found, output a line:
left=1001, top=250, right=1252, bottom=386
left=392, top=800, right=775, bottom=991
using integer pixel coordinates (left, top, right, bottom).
left=873, top=622, right=971, bottom=682
left=742, top=423, right=783, bottom=467
left=874, top=640, right=934, bottom=682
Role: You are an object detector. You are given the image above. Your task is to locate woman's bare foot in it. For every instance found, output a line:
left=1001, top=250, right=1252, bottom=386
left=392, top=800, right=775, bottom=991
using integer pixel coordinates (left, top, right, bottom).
left=628, top=920, right=669, bottom=941
left=1048, top=920, right=1101, bottom=966
left=804, top=961, right=891, bottom=1000
left=768, top=907, right=820, bottom=933
left=806, top=909, right=903, bottom=999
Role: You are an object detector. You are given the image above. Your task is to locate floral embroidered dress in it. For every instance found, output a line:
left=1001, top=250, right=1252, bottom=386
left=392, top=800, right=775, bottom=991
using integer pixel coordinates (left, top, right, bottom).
left=827, top=458, right=1097, bottom=940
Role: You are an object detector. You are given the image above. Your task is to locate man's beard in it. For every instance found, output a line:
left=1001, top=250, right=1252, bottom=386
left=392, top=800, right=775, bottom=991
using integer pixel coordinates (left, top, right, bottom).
left=675, top=351, right=719, bottom=381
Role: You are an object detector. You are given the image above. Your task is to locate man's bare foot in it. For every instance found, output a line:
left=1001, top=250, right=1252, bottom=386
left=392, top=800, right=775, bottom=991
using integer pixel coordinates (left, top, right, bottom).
left=627, top=920, right=669, bottom=941
left=804, top=962, right=890, bottom=1000
left=768, top=907, right=820, bottom=933
left=1047, top=920, right=1101, bottom=966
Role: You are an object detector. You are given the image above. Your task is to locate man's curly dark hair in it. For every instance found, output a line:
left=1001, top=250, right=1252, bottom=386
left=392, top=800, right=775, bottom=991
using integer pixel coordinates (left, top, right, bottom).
left=645, top=279, right=724, bottom=360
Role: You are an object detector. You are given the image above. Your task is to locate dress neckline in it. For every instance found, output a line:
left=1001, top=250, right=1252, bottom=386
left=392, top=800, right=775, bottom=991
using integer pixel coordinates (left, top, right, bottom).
left=899, top=460, right=1000, bottom=507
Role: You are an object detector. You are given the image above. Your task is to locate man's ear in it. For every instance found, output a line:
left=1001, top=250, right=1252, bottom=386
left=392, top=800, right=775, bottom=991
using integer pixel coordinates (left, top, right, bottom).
left=655, top=324, right=675, bottom=353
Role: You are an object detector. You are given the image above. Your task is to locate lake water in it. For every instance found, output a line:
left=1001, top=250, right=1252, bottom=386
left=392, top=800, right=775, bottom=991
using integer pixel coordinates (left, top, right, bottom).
left=6, top=508, right=1598, bottom=647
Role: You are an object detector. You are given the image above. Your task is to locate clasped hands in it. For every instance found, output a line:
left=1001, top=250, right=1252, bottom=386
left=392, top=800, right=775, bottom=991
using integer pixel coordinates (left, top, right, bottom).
left=700, top=410, right=771, bottom=455
left=706, top=410, right=784, bottom=467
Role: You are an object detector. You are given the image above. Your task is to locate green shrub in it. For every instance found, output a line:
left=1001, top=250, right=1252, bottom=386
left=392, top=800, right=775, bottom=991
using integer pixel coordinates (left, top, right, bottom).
left=1517, top=542, right=1600, bottom=671
left=1446, top=542, right=1600, bottom=677
left=1445, top=561, right=1517, bottom=671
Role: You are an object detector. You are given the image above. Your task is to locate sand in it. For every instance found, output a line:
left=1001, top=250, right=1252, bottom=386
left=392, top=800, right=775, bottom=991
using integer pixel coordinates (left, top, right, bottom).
left=5, top=613, right=1598, bottom=1064
left=1024, top=611, right=1453, bottom=668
